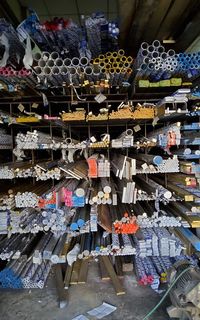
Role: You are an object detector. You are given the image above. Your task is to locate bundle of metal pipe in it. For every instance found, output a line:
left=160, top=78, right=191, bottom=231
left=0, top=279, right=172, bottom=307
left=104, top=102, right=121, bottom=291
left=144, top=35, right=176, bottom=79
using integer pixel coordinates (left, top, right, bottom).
left=59, top=160, right=88, bottom=179
left=111, top=129, right=134, bottom=148
left=135, top=155, right=179, bottom=174
left=87, top=154, right=110, bottom=178
left=136, top=209, right=182, bottom=228
left=146, top=123, right=181, bottom=149
left=0, top=128, right=12, bottom=149
left=0, top=18, right=25, bottom=67
left=87, top=179, right=113, bottom=205
left=176, top=52, right=200, bottom=79
left=0, top=258, right=52, bottom=289
left=92, top=50, right=133, bottom=85
left=0, top=67, right=37, bottom=89
left=0, top=233, right=37, bottom=260
left=16, top=130, right=62, bottom=149
left=133, top=227, right=183, bottom=258
left=84, top=13, right=119, bottom=58
left=69, top=207, right=90, bottom=232
left=111, top=154, right=136, bottom=179
left=134, top=40, right=177, bottom=81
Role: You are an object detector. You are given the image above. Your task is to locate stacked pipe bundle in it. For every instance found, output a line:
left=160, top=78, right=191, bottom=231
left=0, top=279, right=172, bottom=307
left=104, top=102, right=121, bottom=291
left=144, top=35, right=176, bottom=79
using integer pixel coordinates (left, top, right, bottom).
left=176, top=52, right=200, bottom=78
left=133, top=227, right=183, bottom=258
left=134, top=256, right=172, bottom=289
left=0, top=233, right=36, bottom=260
left=16, top=130, right=62, bottom=149
left=0, top=67, right=37, bottom=88
left=34, top=51, right=91, bottom=86
left=135, top=40, right=177, bottom=81
left=0, top=129, right=12, bottom=149
left=136, top=210, right=182, bottom=228
left=146, top=123, right=181, bottom=150
left=88, top=178, right=114, bottom=205
left=0, top=259, right=52, bottom=288
left=63, top=179, right=87, bottom=207
left=113, top=210, right=139, bottom=234
left=87, top=154, right=110, bottom=178
left=92, top=50, right=133, bottom=85
left=135, top=155, right=179, bottom=174
left=111, top=129, right=134, bottom=148
left=7, top=207, right=73, bottom=234
left=69, top=207, right=90, bottom=232
left=85, top=13, right=119, bottom=58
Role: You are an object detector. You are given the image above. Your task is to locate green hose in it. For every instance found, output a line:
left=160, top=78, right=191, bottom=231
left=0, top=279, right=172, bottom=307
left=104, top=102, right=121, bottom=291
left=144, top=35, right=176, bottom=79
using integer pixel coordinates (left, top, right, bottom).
left=142, top=266, right=192, bottom=320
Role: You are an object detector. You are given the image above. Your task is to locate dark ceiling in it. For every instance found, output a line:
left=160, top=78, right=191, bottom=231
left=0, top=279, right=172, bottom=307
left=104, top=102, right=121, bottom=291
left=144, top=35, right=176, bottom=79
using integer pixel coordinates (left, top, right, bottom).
left=0, top=0, right=200, bottom=55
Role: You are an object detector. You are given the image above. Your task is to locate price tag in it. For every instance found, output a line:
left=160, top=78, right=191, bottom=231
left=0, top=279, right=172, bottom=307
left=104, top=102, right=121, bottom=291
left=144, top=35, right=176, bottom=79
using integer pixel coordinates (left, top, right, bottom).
left=133, top=125, right=141, bottom=132
left=31, top=103, right=39, bottom=109
left=94, top=93, right=107, bottom=104
left=18, top=104, right=25, bottom=112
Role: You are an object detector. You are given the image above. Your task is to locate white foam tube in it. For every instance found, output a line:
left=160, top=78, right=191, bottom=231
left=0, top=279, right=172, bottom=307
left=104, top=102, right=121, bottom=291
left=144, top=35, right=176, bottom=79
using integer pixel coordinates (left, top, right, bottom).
left=38, top=59, right=46, bottom=68
left=33, top=52, right=42, bottom=61
left=71, top=57, right=80, bottom=67
left=43, top=67, right=52, bottom=75
left=46, top=59, right=55, bottom=67
left=55, top=58, right=63, bottom=67
left=80, top=57, right=89, bottom=67
left=50, top=52, right=59, bottom=60
left=64, top=58, right=72, bottom=67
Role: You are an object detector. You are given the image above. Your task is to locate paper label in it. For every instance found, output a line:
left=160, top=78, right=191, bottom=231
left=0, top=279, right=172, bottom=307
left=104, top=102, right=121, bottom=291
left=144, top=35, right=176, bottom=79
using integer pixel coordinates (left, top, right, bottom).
left=18, top=104, right=25, bottom=112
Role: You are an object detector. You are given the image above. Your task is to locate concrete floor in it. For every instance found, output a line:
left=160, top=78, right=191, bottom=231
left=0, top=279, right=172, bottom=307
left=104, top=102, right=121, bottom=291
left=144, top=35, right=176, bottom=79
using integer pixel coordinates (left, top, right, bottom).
left=0, top=260, right=170, bottom=320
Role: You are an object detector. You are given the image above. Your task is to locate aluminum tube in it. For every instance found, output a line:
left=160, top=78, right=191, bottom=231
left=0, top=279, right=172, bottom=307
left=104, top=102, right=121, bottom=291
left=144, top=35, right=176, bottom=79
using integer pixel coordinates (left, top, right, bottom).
left=50, top=52, right=59, bottom=60
left=38, top=59, right=46, bottom=68
left=71, top=57, right=80, bottom=67
left=167, top=49, right=175, bottom=57
left=141, top=42, right=148, bottom=50
left=41, top=52, right=50, bottom=60
left=64, top=58, right=72, bottom=67
left=52, top=66, right=60, bottom=75
left=80, top=57, right=89, bottom=67
left=46, top=59, right=55, bottom=67
left=43, top=67, right=52, bottom=75
left=152, top=40, right=161, bottom=48
left=157, top=46, right=165, bottom=53
left=60, top=66, right=68, bottom=75
left=84, top=66, right=93, bottom=75
left=148, top=45, right=154, bottom=53
left=118, top=49, right=125, bottom=56
left=33, top=52, right=42, bottom=61
left=34, top=67, right=43, bottom=75
left=55, top=58, right=63, bottom=67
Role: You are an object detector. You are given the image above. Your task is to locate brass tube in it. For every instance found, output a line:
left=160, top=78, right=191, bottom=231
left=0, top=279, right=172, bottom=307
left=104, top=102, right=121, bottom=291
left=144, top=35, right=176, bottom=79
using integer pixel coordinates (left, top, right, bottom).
left=118, top=49, right=125, bottom=56
left=126, top=56, right=133, bottom=64
left=99, top=54, right=105, bottom=60
left=106, top=52, right=112, bottom=58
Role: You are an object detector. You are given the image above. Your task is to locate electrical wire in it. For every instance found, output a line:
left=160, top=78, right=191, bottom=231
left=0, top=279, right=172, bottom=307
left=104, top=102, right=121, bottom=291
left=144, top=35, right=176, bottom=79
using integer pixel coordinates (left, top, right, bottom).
left=142, top=266, right=192, bottom=320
